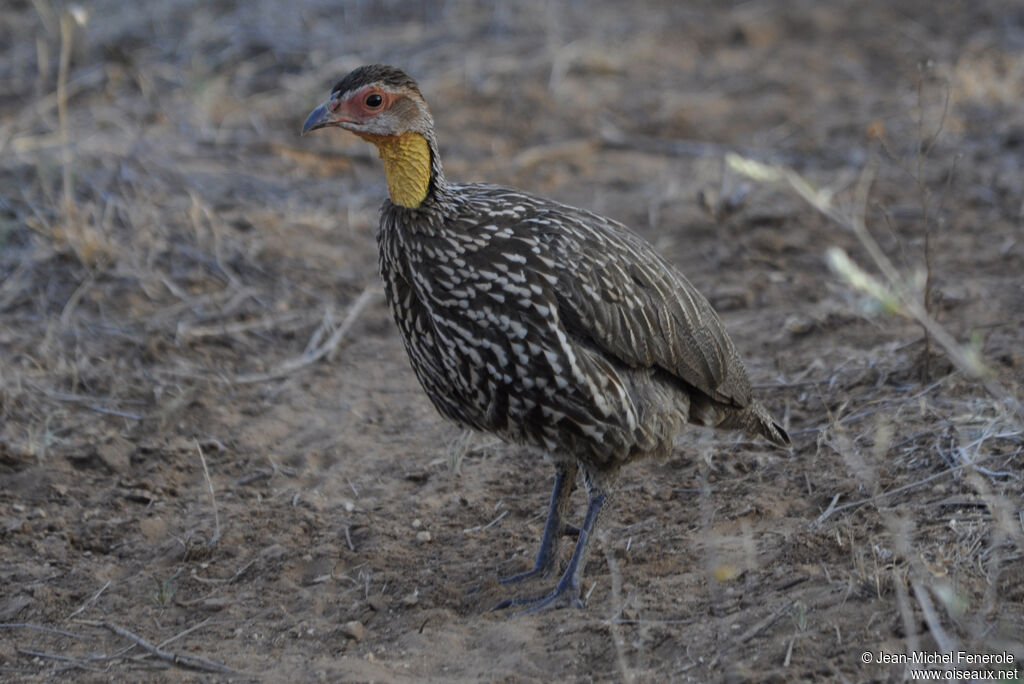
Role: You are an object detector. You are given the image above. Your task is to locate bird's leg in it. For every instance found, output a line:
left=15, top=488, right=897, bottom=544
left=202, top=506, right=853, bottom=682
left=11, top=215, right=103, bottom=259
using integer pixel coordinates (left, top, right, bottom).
left=499, top=460, right=578, bottom=585
left=494, top=478, right=609, bottom=615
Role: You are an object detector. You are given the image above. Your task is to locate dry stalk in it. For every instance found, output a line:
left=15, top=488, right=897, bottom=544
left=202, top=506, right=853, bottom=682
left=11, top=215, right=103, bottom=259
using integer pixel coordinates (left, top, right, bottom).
left=876, top=71, right=954, bottom=381
left=57, top=9, right=72, bottom=225
left=601, top=536, right=636, bottom=684
left=67, top=580, right=111, bottom=619
left=910, top=580, right=957, bottom=654
left=891, top=568, right=920, bottom=672
left=0, top=623, right=84, bottom=640
left=78, top=620, right=238, bottom=675
left=727, top=153, right=1019, bottom=416
left=194, top=440, right=221, bottom=546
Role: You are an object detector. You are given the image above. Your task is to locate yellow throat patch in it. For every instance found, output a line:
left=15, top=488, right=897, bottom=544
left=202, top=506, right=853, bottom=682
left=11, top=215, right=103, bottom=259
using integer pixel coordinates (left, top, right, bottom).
left=358, top=132, right=431, bottom=208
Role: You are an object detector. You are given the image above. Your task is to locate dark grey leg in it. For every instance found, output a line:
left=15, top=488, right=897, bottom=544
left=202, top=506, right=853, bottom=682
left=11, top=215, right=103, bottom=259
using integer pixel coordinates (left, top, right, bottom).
left=499, top=460, right=579, bottom=584
left=494, top=480, right=609, bottom=615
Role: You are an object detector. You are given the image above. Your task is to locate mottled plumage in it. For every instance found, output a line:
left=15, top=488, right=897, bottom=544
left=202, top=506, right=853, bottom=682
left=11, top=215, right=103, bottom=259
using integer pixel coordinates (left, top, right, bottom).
left=303, top=65, right=790, bottom=614
left=379, top=185, right=787, bottom=464
left=332, top=64, right=421, bottom=100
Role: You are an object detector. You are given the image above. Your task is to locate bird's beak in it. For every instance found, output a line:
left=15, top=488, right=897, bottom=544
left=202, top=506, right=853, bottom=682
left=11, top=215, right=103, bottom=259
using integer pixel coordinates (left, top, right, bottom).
left=301, top=101, right=335, bottom=135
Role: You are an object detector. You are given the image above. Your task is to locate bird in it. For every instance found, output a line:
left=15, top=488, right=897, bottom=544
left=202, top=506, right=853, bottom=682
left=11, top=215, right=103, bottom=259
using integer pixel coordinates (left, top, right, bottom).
left=302, top=64, right=790, bottom=615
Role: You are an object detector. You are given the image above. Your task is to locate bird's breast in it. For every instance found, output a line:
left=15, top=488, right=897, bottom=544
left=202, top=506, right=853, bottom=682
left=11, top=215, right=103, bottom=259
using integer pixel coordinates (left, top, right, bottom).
left=376, top=216, right=640, bottom=460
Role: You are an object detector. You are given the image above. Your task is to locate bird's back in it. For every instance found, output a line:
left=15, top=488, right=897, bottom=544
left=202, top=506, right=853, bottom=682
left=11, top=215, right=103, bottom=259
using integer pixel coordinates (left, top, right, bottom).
left=378, top=183, right=788, bottom=467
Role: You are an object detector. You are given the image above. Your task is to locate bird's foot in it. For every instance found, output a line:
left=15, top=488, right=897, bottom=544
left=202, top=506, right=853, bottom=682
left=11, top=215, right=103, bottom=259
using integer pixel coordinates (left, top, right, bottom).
left=494, top=524, right=577, bottom=586
left=491, top=580, right=583, bottom=616
left=497, top=564, right=556, bottom=586
left=466, top=560, right=556, bottom=594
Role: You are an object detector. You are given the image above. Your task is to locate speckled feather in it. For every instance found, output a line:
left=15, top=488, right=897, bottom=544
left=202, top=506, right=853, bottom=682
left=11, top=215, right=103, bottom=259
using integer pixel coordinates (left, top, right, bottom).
left=378, top=183, right=790, bottom=474
left=306, top=64, right=789, bottom=611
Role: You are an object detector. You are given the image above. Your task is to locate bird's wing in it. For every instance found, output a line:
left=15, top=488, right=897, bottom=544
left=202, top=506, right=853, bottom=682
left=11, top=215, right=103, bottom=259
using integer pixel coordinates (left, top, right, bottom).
left=529, top=203, right=753, bottom=409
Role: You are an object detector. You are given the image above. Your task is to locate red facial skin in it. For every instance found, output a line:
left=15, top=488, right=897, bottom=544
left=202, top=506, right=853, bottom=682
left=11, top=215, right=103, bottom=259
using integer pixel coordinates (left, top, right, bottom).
left=329, top=86, right=393, bottom=124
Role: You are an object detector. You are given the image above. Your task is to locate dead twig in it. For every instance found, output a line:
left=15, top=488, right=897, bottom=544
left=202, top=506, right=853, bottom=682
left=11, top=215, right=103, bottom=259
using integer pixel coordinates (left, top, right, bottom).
left=234, top=284, right=380, bottom=384
left=33, top=385, right=145, bottom=421
left=79, top=621, right=239, bottom=675
left=16, top=649, right=104, bottom=672
left=708, top=601, right=793, bottom=668
left=67, top=580, right=111, bottom=619
left=815, top=494, right=841, bottom=525
left=156, top=617, right=214, bottom=650
left=812, top=447, right=1016, bottom=526
left=0, top=623, right=83, bottom=639
left=190, top=559, right=256, bottom=585
left=462, top=509, right=509, bottom=534
left=727, top=153, right=1019, bottom=415
left=176, top=310, right=314, bottom=342
left=232, top=470, right=272, bottom=487
left=735, top=601, right=793, bottom=645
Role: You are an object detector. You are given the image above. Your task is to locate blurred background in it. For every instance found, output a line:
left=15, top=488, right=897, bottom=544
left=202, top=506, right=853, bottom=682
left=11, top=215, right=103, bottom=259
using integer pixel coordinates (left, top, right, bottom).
left=1, top=0, right=1022, bottom=680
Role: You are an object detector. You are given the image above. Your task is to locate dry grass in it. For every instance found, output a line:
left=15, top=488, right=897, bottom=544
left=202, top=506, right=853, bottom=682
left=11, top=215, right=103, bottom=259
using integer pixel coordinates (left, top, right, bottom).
left=1, top=0, right=1022, bottom=681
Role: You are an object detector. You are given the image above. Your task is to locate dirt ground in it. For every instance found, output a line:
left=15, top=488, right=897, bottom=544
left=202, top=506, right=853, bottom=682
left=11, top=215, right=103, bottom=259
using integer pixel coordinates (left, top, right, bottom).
left=2, top=0, right=1023, bottom=681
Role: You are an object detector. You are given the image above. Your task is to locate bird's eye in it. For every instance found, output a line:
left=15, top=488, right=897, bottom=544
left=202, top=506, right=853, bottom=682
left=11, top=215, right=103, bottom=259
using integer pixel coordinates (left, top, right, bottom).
left=364, top=93, right=383, bottom=108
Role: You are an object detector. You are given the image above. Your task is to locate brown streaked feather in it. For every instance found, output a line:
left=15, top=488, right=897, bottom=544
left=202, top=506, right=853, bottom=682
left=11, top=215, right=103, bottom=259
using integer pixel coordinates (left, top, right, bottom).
left=380, top=182, right=786, bottom=453
left=543, top=205, right=751, bottom=408
left=450, top=187, right=754, bottom=409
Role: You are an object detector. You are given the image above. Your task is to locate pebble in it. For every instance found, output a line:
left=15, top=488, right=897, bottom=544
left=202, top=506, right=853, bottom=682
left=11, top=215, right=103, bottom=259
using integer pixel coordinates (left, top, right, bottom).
left=415, top=531, right=431, bottom=543
left=341, top=621, right=365, bottom=641
left=783, top=313, right=815, bottom=336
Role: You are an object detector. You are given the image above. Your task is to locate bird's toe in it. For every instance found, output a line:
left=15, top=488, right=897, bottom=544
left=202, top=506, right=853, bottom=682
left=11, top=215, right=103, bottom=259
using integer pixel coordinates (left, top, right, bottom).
left=491, top=582, right=583, bottom=616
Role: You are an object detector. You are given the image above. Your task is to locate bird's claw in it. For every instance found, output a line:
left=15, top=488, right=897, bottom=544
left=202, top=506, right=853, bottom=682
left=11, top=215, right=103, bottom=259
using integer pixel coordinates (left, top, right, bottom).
left=497, top=566, right=555, bottom=586
left=491, top=583, right=583, bottom=616
left=466, top=563, right=556, bottom=595
left=466, top=564, right=553, bottom=595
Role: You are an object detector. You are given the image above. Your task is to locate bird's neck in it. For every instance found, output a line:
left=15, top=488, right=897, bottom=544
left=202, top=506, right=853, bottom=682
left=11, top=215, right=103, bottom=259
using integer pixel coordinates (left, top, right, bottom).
left=357, top=131, right=440, bottom=209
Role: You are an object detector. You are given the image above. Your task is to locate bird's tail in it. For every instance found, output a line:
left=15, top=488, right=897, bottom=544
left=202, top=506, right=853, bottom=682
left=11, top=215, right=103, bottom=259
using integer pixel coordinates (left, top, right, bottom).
left=719, top=401, right=791, bottom=448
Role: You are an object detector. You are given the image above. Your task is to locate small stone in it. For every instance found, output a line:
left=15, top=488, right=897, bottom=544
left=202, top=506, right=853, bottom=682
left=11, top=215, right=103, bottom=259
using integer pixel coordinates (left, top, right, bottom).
left=783, top=313, right=815, bottom=336
left=400, top=592, right=419, bottom=607
left=712, top=563, right=740, bottom=582
left=200, top=597, right=233, bottom=611
left=415, top=531, right=431, bottom=543
left=367, top=595, right=388, bottom=612
left=411, top=519, right=422, bottom=529
left=138, top=516, right=168, bottom=542
left=341, top=621, right=365, bottom=641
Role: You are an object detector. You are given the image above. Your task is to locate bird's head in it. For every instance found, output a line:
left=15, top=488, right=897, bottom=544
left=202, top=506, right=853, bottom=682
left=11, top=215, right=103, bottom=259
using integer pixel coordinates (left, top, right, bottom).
left=302, top=65, right=439, bottom=209
left=301, top=64, right=433, bottom=140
